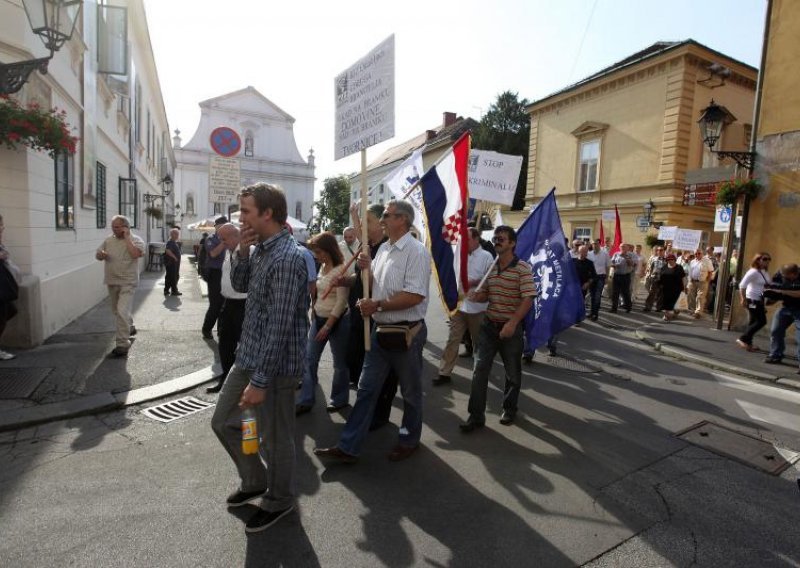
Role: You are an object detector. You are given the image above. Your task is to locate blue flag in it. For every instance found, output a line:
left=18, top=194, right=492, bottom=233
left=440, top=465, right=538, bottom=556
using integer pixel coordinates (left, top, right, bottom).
left=514, top=188, right=586, bottom=351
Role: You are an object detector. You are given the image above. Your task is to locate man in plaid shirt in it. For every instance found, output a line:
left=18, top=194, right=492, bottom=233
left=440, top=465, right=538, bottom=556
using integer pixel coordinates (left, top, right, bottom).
left=210, top=183, right=309, bottom=533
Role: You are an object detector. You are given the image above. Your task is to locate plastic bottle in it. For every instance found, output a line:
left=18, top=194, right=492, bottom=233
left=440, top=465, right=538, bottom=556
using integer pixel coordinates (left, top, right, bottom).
left=241, top=407, right=259, bottom=455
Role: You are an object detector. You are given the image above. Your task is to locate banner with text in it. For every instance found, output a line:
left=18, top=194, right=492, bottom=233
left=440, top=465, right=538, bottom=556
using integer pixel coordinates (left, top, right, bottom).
left=334, top=35, right=395, bottom=159
left=209, top=156, right=240, bottom=204
left=467, top=150, right=523, bottom=206
left=672, top=228, right=702, bottom=251
left=602, top=209, right=617, bottom=221
left=657, top=226, right=677, bottom=241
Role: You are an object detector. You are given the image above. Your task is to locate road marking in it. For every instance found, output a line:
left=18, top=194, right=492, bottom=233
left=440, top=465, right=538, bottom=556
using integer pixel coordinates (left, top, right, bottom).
left=713, top=372, right=800, bottom=405
left=735, top=399, right=800, bottom=435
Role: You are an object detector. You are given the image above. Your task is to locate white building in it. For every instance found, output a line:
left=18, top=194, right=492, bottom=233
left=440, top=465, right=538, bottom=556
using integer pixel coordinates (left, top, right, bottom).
left=0, top=0, right=174, bottom=347
left=173, top=87, right=315, bottom=228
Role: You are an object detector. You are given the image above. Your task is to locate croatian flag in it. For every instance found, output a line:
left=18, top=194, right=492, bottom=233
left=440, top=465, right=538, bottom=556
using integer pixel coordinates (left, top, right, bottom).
left=420, top=132, right=470, bottom=314
left=516, top=188, right=586, bottom=351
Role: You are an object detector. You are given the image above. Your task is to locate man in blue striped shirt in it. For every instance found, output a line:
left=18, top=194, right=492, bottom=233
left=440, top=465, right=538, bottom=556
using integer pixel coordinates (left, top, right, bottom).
left=210, top=183, right=309, bottom=533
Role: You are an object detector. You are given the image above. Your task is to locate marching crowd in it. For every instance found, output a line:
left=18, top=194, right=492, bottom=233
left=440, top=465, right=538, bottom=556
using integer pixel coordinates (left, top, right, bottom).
left=1, top=183, right=798, bottom=534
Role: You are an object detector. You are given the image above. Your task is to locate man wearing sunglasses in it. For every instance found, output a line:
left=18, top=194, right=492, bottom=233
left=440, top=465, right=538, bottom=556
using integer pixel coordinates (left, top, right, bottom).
left=460, top=225, right=536, bottom=431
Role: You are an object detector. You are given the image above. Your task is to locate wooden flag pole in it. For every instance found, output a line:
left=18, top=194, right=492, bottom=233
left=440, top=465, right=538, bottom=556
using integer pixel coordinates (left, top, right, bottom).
left=360, top=149, right=371, bottom=351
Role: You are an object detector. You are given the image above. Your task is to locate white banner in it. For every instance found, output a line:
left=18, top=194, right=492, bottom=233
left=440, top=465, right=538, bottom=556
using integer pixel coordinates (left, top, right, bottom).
left=672, top=228, right=702, bottom=251
left=657, top=226, right=677, bottom=241
left=209, top=156, right=240, bottom=203
left=602, top=209, right=616, bottom=221
left=467, top=150, right=523, bottom=206
left=382, top=149, right=426, bottom=244
left=334, top=35, right=395, bottom=160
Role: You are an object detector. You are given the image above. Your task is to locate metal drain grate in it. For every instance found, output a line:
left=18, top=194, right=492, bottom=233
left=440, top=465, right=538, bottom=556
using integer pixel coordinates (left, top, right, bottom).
left=141, top=396, right=215, bottom=423
left=676, top=420, right=799, bottom=475
left=533, top=355, right=601, bottom=374
left=0, top=368, right=52, bottom=399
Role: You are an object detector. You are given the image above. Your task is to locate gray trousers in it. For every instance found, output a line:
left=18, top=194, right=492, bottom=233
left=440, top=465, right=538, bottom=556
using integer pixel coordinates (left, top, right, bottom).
left=210, top=364, right=297, bottom=512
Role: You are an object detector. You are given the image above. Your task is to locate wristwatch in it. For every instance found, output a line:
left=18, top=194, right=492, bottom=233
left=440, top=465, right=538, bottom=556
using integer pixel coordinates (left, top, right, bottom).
left=376, top=300, right=384, bottom=312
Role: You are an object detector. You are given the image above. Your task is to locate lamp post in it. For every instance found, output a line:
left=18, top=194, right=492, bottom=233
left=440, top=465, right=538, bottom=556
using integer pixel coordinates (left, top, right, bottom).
left=0, top=1, right=83, bottom=95
left=144, top=174, right=174, bottom=242
left=697, top=99, right=756, bottom=330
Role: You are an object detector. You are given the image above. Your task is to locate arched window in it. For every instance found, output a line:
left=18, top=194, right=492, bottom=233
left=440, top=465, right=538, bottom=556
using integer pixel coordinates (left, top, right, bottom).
left=245, top=132, right=254, bottom=157
left=186, top=193, right=195, bottom=216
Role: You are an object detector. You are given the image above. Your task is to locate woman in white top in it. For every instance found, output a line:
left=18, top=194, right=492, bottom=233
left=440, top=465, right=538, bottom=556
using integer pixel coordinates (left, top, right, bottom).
left=736, top=252, right=773, bottom=351
left=297, top=232, right=351, bottom=414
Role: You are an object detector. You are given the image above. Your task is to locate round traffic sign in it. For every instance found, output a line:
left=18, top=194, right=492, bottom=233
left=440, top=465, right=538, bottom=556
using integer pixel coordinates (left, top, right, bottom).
left=210, top=127, right=241, bottom=157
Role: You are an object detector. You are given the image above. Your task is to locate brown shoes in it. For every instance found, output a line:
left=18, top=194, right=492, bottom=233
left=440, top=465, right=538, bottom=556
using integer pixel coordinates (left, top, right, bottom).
left=387, top=444, right=418, bottom=462
left=313, top=446, right=358, bottom=464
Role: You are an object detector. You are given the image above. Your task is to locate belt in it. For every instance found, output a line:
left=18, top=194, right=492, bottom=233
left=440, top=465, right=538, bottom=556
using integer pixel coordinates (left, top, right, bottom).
left=382, top=319, right=423, bottom=328
left=691, top=279, right=701, bottom=282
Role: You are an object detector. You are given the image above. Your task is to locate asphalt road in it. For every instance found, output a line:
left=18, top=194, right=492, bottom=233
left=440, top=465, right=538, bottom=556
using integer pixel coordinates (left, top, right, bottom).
left=1, top=285, right=799, bottom=567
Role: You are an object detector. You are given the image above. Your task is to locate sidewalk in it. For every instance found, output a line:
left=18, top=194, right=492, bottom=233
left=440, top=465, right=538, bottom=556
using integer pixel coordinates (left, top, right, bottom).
left=0, top=257, right=218, bottom=431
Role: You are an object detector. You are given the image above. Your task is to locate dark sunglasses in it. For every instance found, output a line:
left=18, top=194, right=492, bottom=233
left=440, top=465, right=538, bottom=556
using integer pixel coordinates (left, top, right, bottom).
left=761, top=256, right=772, bottom=261
left=381, top=212, right=403, bottom=219
left=491, top=236, right=508, bottom=244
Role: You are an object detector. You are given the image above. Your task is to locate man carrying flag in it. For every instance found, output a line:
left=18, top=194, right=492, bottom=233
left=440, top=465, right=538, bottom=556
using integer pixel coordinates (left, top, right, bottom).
left=460, top=225, right=536, bottom=432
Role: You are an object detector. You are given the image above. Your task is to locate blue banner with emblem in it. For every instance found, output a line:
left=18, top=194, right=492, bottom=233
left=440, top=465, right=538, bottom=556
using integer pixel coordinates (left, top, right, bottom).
left=514, top=188, right=585, bottom=351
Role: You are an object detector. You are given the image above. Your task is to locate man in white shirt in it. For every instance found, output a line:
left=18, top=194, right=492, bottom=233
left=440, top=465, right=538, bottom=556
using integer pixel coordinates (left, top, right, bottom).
left=435, top=227, right=495, bottom=386
left=587, top=239, right=610, bottom=321
left=207, top=223, right=250, bottom=394
left=687, top=249, right=713, bottom=318
left=338, top=226, right=359, bottom=274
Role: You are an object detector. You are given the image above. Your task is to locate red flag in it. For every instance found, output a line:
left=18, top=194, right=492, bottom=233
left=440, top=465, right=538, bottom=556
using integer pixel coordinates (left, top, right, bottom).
left=610, top=205, right=622, bottom=255
left=598, top=216, right=605, bottom=248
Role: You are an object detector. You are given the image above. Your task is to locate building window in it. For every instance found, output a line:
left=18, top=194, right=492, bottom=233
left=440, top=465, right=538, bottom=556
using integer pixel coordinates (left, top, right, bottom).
left=295, top=201, right=302, bottom=219
left=213, top=202, right=224, bottom=215
left=573, top=227, right=591, bottom=242
left=743, top=124, right=752, bottom=148
left=54, top=153, right=75, bottom=229
left=245, top=134, right=254, bottom=157
left=577, top=139, right=600, bottom=192
left=96, top=162, right=107, bottom=228
left=186, top=194, right=195, bottom=216
left=119, top=177, right=138, bottom=227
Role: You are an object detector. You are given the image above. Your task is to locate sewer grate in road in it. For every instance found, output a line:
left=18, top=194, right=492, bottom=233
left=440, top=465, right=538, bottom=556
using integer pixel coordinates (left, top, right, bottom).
left=676, top=420, right=800, bottom=475
left=141, top=396, right=215, bottom=423
left=0, top=368, right=52, bottom=399
left=534, top=355, right=601, bottom=374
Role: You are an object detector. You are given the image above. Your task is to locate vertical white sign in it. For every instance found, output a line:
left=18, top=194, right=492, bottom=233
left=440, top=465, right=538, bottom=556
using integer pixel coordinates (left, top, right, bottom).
left=209, top=156, right=241, bottom=204
left=334, top=35, right=395, bottom=160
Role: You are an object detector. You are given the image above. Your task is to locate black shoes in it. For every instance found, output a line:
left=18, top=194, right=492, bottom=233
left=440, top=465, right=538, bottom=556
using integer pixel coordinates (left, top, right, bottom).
left=326, top=403, right=350, bottom=413
left=202, top=330, right=214, bottom=339
left=245, top=506, right=294, bottom=533
left=548, top=348, right=557, bottom=357
left=433, top=375, right=451, bottom=386
left=459, top=416, right=485, bottom=433
left=129, top=326, right=137, bottom=336
left=206, top=382, right=224, bottom=394
left=522, top=354, right=533, bottom=364
left=109, top=347, right=128, bottom=358
left=764, top=357, right=782, bottom=364
left=226, top=489, right=265, bottom=507
left=589, top=314, right=598, bottom=321
left=458, top=349, right=473, bottom=358
left=295, top=404, right=312, bottom=416
left=499, top=410, right=516, bottom=426
left=313, top=446, right=358, bottom=464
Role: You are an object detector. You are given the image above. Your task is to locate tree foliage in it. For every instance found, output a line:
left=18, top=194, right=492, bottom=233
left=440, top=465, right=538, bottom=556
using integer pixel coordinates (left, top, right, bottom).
left=472, top=91, right=530, bottom=210
left=311, top=175, right=351, bottom=234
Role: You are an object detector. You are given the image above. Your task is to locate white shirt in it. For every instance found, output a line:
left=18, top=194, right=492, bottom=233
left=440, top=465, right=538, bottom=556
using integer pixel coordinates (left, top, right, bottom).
left=739, top=268, right=772, bottom=301
left=221, top=248, right=250, bottom=299
left=371, top=231, right=431, bottom=324
left=589, top=248, right=610, bottom=275
left=339, top=240, right=359, bottom=274
left=461, top=247, right=495, bottom=314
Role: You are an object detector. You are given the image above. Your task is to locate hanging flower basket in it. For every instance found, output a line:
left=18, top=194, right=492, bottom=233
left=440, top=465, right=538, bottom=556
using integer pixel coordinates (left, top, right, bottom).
left=715, top=178, right=762, bottom=206
left=144, top=206, right=163, bottom=220
left=0, top=95, right=78, bottom=157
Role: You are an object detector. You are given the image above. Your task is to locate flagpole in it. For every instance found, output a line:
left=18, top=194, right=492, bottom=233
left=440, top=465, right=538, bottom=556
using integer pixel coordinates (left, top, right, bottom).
left=400, top=131, right=472, bottom=200
left=360, top=149, right=371, bottom=351
left=474, top=255, right=499, bottom=291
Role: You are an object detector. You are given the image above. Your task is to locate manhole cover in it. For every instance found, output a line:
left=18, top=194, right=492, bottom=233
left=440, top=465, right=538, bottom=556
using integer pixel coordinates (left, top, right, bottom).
left=0, top=368, right=52, bottom=399
left=141, top=396, right=215, bottom=423
left=531, top=355, right=600, bottom=373
left=676, top=420, right=799, bottom=475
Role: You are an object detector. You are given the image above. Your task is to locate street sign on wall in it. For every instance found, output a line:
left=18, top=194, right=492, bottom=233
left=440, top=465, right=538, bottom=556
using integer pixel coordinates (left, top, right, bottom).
left=209, top=156, right=240, bottom=204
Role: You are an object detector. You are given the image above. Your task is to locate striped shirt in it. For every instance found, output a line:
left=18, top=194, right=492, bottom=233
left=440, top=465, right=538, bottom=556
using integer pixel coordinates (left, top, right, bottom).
left=371, top=231, right=431, bottom=324
left=485, top=256, right=536, bottom=323
left=231, top=229, right=309, bottom=388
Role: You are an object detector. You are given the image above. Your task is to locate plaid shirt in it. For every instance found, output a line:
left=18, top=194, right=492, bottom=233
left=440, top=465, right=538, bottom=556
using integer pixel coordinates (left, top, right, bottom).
left=231, top=229, right=309, bottom=388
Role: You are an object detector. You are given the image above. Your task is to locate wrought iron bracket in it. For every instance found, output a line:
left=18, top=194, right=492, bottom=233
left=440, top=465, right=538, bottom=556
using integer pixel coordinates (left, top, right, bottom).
left=714, top=150, right=756, bottom=171
left=0, top=56, right=51, bottom=95
left=143, top=193, right=165, bottom=204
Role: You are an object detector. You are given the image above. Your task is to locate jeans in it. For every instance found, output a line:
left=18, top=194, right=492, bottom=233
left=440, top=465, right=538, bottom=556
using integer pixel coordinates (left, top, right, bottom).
left=739, top=300, right=767, bottom=345
left=589, top=274, right=606, bottom=316
left=299, top=315, right=351, bottom=408
left=338, top=322, right=427, bottom=456
left=611, top=272, right=632, bottom=311
left=164, top=261, right=180, bottom=294
left=202, top=268, right=224, bottom=334
left=768, top=306, right=800, bottom=360
left=218, top=298, right=246, bottom=379
left=468, top=319, right=524, bottom=420
left=210, top=365, right=297, bottom=512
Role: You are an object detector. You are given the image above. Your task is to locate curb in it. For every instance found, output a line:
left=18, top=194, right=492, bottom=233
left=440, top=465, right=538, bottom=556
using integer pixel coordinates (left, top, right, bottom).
left=0, top=366, right=216, bottom=433
left=633, top=326, right=796, bottom=386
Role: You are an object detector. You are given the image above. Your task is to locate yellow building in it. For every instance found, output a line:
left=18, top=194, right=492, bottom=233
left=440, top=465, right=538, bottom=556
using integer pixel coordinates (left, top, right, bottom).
left=515, top=40, right=757, bottom=251
left=744, top=0, right=800, bottom=269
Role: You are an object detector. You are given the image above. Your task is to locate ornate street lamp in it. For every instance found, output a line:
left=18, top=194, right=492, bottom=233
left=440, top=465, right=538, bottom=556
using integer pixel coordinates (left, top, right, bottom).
left=697, top=99, right=755, bottom=171
left=642, top=199, right=655, bottom=225
left=0, top=0, right=83, bottom=95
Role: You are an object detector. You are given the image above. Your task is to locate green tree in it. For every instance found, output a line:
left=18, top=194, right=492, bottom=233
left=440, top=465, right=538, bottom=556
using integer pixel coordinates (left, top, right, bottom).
left=473, top=91, right=530, bottom=210
left=311, top=175, right=351, bottom=234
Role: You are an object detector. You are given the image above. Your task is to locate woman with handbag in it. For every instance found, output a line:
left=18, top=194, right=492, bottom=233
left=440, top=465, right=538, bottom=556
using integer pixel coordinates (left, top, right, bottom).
left=658, top=253, right=686, bottom=321
left=736, top=253, right=773, bottom=351
left=0, top=214, right=21, bottom=360
left=296, top=232, right=351, bottom=415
